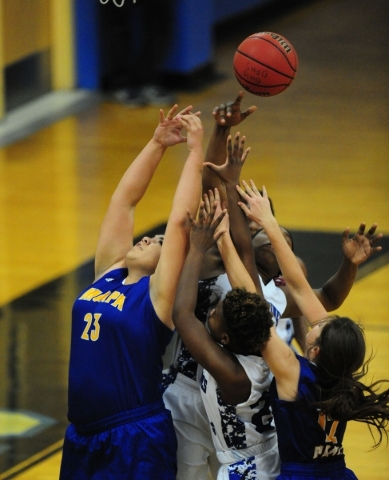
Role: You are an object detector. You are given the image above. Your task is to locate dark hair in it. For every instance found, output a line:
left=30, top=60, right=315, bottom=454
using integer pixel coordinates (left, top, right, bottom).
left=222, top=288, right=273, bottom=355
left=312, top=316, right=389, bottom=447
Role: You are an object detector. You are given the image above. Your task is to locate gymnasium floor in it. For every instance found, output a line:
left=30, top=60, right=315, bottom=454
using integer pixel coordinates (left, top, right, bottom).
left=0, top=0, right=388, bottom=478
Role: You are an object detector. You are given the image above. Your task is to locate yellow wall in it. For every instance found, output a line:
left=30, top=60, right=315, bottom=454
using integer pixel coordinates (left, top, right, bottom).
left=0, top=0, right=74, bottom=118
left=2, top=0, right=50, bottom=65
left=50, top=0, right=74, bottom=90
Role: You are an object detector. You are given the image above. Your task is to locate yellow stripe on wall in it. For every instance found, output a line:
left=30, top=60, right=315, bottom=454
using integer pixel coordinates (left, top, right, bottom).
left=0, top=0, right=75, bottom=119
left=50, top=0, right=75, bottom=90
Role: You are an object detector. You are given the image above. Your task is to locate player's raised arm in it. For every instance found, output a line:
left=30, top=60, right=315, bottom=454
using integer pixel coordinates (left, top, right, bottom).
left=204, top=132, right=261, bottom=293
left=94, top=105, right=194, bottom=280
left=172, top=202, right=253, bottom=405
left=203, top=91, right=256, bottom=202
left=150, top=113, right=205, bottom=329
left=237, top=181, right=328, bottom=325
left=313, top=223, right=383, bottom=311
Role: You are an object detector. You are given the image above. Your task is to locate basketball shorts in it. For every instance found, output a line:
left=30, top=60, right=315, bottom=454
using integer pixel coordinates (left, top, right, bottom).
left=163, top=372, right=220, bottom=480
left=60, top=399, right=177, bottom=480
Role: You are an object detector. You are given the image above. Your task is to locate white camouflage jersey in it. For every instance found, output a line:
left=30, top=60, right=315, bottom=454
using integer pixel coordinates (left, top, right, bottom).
left=200, top=354, right=279, bottom=478
left=162, top=273, right=287, bottom=390
left=215, top=273, right=287, bottom=326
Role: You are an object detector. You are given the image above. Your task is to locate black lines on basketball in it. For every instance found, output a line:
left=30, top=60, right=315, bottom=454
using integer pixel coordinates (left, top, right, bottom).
left=255, top=37, right=298, bottom=73
left=235, top=49, right=295, bottom=80
left=233, top=32, right=298, bottom=97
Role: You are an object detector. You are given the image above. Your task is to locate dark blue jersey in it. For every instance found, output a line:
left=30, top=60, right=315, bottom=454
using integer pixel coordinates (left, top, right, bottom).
left=67, top=269, right=174, bottom=426
left=270, top=355, right=347, bottom=465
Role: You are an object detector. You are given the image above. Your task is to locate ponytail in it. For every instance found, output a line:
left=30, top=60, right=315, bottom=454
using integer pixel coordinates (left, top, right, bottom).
left=312, top=317, right=389, bottom=447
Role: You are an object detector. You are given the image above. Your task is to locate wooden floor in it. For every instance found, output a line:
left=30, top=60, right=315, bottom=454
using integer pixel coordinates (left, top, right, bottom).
left=0, top=0, right=388, bottom=478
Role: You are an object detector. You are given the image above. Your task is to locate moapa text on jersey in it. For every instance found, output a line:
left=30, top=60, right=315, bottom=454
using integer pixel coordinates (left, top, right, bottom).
left=79, top=288, right=125, bottom=311
left=313, top=443, right=344, bottom=459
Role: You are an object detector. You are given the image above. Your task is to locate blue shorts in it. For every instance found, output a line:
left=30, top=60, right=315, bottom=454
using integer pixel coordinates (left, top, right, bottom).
left=277, top=460, right=358, bottom=480
left=60, top=400, right=177, bottom=480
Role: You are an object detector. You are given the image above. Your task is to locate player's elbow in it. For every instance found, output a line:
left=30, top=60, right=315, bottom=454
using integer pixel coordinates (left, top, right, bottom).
left=316, top=288, right=343, bottom=312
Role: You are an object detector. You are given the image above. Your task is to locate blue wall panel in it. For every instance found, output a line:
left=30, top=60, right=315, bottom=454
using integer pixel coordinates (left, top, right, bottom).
left=163, top=0, right=213, bottom=74
left=74, top=0, right=275, bottom=88
left=213, top=0, right=273, bottom=23
left=74, top=0, right=100, bottom=89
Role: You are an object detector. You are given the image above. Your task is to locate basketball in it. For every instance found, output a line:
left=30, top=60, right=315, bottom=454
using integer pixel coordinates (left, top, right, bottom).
left=233, top=32, right=298, bottom=97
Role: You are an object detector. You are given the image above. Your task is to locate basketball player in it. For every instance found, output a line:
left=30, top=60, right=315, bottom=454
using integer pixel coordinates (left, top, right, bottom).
left=236, top=180, right=388, bottom=480
left=172, top=136, right=280, bottom=479
left=59, top=105, right=203, bottom=479
left=163, top=91, right=381, bottom=479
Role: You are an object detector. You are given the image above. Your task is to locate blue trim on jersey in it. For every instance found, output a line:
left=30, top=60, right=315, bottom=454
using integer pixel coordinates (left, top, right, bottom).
left=75, top=399, right=166, bottom=435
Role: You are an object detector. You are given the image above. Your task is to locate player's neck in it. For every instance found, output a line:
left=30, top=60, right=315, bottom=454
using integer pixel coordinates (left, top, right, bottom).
left=124, top=266, right=152, bottom=284
left=257, top=268, right=273, bottom=285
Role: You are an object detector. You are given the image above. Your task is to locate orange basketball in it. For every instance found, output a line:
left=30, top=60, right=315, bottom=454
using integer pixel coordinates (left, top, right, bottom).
left=233, top=32, right=298, bottom=97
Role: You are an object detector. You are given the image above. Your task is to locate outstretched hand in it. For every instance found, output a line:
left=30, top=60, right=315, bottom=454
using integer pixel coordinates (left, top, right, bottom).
left=203, top=188, right=230, bottom=238
left=176, top=113, right=204, bottom=152
left=153, top=104, right=201, bottom=147
left=187, top=199, right=227, bottom=253
left=212, top=91, right=257, bottom=127
left=236, top=180, right=275, bottom=227
left=204, top=132, right=250, bottom=185
left=342, top=223, right=383, bottom=265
